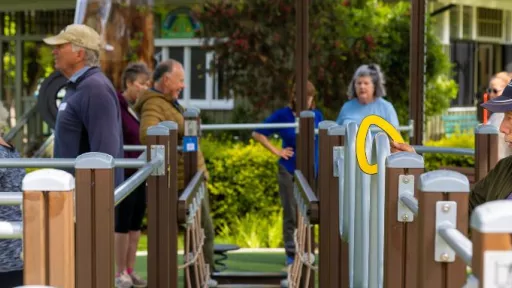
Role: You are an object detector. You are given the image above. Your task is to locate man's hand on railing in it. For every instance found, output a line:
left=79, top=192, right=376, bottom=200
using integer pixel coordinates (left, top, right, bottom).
left=390, top=141, right=416, bottom=154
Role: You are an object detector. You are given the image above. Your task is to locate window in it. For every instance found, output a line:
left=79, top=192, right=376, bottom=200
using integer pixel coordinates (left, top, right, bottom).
left=154, top=38, right=233, bottom=110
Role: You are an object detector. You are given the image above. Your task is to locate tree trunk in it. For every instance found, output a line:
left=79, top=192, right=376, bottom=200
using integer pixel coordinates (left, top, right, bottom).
left=79, top=0, right=154, bottom=91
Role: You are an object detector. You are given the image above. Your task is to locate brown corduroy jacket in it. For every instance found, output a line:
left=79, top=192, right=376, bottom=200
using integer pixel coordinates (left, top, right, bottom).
left=134, top=88, right=208, bottom=190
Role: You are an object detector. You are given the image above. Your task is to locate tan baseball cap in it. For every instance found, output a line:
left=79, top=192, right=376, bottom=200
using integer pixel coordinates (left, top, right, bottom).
left=43, top=24, right=105, bottom=52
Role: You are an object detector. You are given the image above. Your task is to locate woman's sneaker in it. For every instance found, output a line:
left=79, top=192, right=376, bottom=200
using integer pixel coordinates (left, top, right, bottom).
left=115, top=271, right=133, bottom=288
left=129, top=271, right=147, bottom=287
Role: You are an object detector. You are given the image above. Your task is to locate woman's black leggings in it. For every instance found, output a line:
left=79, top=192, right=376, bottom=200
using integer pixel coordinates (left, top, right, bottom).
left=0, top=269, right=23, bottom=287
left=115, top=181, right=147, bottom=233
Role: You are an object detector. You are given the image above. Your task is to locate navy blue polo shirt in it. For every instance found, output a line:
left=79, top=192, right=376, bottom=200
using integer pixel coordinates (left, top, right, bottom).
left=254, top=106, right=323, bottom=177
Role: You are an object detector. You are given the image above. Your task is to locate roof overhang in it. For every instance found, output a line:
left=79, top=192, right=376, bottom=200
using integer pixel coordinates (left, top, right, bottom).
left=435, top=0, right=512, bottom=10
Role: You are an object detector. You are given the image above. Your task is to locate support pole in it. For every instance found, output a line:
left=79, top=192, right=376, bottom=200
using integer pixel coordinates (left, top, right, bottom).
left=145, top=124, right=174, bottom=288
left=75, top=152, right=115, bottom=288
left=417, top=170, right=470, bottom=288
left=22, top=169, right=75, bottom=287
left=383, top=152, right=424, bottom=288
left=409, top=0, right=427, bottom=145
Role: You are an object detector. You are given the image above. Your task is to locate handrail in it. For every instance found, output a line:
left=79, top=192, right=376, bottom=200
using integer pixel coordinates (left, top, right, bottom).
left=294, top=170, right=319, bottom=224
left=0, top=158, right=146, bottom=168
left=400, top=193, right=419, bottom=216
left=412, top=145, right=474, bottom=156
left=0, top=192, right=23, bottom=205
left=114, top=156, right=163, bottom=205
left=4, top=104, right=37, bottom=142
left=0, top=221, right=23, bottom=239
left=438, top=223, right=473, bottom=266
left=178, top=170, right=205, bottom=224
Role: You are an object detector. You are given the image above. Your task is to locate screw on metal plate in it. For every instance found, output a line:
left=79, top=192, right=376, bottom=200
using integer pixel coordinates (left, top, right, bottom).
left=440, top=253, right=450, bottom=261
left=435, top=201, right=457, bottom=262
left=397, top=175, right=415, bottom=222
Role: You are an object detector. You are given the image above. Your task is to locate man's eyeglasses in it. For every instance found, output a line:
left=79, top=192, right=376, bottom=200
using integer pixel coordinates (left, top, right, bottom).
left=487, top=88, right=502, bottom=94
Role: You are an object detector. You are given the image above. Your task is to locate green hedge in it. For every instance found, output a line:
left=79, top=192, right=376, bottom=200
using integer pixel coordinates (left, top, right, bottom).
left=201, top=135, right=282, bottom=231
left=423, top=131, right=475, bottom=171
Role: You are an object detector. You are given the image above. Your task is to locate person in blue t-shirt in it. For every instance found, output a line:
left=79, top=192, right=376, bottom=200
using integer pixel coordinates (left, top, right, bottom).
left=252, top=80, right=323, bottom=271
left=336, top=63, right=399, bottom=127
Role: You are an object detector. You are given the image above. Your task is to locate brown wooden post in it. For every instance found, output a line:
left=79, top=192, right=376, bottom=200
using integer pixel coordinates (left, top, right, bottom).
left=417, top=170, right=470, bottom=288
left=317, top=120, right=337, bottom=288
left=409, top=0, right=427, bottom=145
left=470, top=200, right=512, bottom=288
left=474, top=124, right=499, bottom=182
left=183, top=109, right=200, bottom=288
left=158, top=121, right=179, bottom=286
left=145, top=124, right=175, bottom=287
left=75, top=152, right=116, bottom=288
left=383, top=151, right=424, bottom=288
left=183, top=109, right=199, bottom=184
left=295, top=0, right=309, bottom=114
left=22, top=168, right=75, bottom=287
left=298, top=111, right=315, bottom=187
left=318, top=122, right=346, bottom=288
left=297, top=111, right=316, bottom=287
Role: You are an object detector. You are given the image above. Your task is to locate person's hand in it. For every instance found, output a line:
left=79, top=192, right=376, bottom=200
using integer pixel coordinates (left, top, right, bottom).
left=278, top=147, right=294, bottom=160
left=390, top=141, right=415, bottom=154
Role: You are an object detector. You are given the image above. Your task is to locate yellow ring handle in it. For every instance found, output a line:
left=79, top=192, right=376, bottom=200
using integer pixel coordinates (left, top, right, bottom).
left=355, top=115, right=404, bottom=175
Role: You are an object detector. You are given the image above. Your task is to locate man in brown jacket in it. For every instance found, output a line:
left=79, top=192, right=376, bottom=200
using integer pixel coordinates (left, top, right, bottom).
left=134, top=59, right=217, bottom=287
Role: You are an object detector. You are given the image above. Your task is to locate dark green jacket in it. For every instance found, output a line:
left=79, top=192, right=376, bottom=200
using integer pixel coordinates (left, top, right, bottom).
left=469, top=156, right=512, bottom=215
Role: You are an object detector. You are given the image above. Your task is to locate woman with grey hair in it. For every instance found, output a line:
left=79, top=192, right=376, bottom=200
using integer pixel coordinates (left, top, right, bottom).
left=335, top=63, right=399, bottom=127
left=0, top=102, right=25, bottom=286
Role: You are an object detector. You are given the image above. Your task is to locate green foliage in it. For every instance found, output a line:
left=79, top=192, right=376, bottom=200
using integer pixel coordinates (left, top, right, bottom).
left=193, top=0, right=458, bottom=124
left=423, top=131, right=475, bottom=171
left=202, top=135, right=282, bottom=231
left=217, top=210, right=283, bottom=248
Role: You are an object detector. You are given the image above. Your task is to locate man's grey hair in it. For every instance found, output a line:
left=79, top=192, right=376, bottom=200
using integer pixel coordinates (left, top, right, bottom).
left=152, top=59, right=182, bottom=83
left=72, top=44, right=100, bottom=67
left=347, top=64, right=386, bottom=100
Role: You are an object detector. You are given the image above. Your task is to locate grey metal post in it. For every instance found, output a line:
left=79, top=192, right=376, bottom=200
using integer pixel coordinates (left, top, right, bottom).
left=344, top=121, right=358, bottom=288
left=354, top=128, right=373, bottom=288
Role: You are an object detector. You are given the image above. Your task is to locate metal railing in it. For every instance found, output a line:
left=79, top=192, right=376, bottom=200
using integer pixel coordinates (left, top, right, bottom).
left=316, top=119, right=509, bottom=288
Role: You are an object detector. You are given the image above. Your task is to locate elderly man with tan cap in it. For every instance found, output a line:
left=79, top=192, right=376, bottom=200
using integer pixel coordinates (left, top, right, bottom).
left=44, top=24, right=133, bottom=287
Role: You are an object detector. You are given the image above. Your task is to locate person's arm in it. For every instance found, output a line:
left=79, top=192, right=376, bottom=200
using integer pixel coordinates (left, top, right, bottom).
left=252, top=109, right=294, bottom=160
left=252, top=131, right=294, bottom=159
left=80, top=87, right=121, bottom=157
left=138, top=99, right=165, bottom=145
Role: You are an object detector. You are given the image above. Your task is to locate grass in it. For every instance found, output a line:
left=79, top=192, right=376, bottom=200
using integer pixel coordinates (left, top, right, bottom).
left=137, top=234, right=263, bottom=251
left=133, top=252, right=287, bottom=287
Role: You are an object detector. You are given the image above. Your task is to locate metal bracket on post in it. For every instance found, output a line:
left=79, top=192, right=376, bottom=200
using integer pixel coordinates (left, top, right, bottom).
left=397, top=174, right=415, bottom=222
left=333, top=146, right=344, bottom=177
left=434, top=201, right=457, bottom=262
left=184, top=119, right=198, bottom=137
left=150, top=145, right=165, bottom=176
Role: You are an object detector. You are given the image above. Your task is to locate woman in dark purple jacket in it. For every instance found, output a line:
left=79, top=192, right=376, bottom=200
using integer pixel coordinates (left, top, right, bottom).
left=115, top=62, right=150, bottom=288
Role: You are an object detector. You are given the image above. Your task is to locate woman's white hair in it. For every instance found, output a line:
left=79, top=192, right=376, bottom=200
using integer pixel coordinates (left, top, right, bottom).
left=72, top=44, right=100, bottom=67
left=347, top=64, right=387, bottom=100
